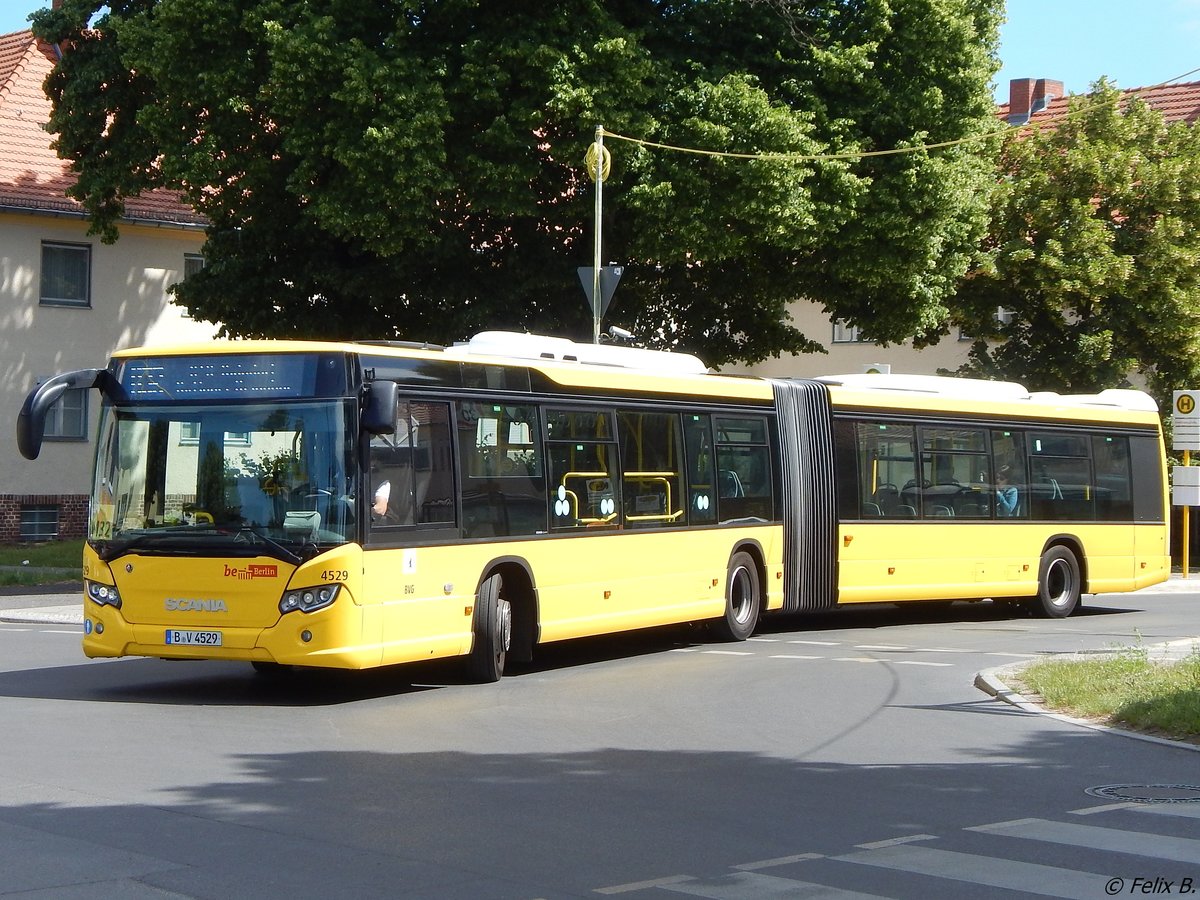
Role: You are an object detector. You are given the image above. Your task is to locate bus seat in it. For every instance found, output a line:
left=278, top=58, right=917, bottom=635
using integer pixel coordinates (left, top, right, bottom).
left=719, top=469, right=744, bottom=498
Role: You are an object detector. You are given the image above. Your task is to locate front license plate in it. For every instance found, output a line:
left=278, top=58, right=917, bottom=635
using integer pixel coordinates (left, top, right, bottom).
left=165, top=629, right=223, bottom=647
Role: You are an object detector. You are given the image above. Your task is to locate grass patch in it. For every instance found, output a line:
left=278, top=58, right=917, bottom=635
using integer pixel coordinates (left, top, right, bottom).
left=0, top=569, right=79, bottom=588
left=0, top=539, right=84, bottom=568
left=0, top=539, right=84, bottom=585
left=1016, top=647, right=1200, bottom=743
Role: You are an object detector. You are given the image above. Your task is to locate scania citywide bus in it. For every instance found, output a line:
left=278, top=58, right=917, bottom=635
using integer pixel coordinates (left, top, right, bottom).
left=17, top=332, right=1168, bottom=681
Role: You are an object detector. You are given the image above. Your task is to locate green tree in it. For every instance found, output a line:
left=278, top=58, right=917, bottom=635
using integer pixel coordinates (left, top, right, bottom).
left=35, top=0, right=1001, bottom=365
left=950, top=80, right=1200, bottom=402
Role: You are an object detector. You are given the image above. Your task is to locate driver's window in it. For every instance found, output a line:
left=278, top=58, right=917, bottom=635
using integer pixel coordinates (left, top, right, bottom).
left=369, top=400, right=455, bottom=530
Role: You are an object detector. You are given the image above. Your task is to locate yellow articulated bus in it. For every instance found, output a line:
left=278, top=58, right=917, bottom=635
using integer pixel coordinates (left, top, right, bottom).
left=16, top=333, right=1168, bottom=681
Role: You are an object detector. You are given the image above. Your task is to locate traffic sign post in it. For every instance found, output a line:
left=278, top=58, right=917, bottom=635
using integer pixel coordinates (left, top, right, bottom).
left=1172, top=390, right=1200, bottom=577
left=584, top=126, right=612, bottom=343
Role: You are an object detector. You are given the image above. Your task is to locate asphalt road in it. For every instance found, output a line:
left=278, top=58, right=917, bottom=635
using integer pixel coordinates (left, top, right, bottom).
left=0, top=583, right=1197, bottom=899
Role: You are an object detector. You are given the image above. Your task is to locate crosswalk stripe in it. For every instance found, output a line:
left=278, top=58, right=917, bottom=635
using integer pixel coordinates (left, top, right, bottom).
left=966, top=817, right=1200, bottom=863
left=595, top=875, right=693, bottom=894
left=834, top=844, right=1108, bottom=899
left=732, top=853, right=824, bottom=871
left=660, top=871, right=890, bottom=899
left=1135, top=803, right=1200, bottom=819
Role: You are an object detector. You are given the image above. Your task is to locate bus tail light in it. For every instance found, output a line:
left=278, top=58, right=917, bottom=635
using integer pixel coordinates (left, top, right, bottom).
left=279, top=584, right=341, bottom=615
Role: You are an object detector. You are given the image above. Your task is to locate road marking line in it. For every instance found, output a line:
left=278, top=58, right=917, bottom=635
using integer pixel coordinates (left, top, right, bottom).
left=788, top=639, right=841, bottom=646
left=913, top=647, right=972, bottom=653
left=733, top=852, right=823, bottom=870
left=985, top=652, right=1039, bottom=658
left=1069, top=802, right=1142, bottom=815
left=834, top=657, right=885, bottom=663
left=703, top=650, right=754, bottom=656
left=855, top=834, right=937, bottom=849
left=669, top=648, right=703, bottom=652
left=748, top=637, right=780, bottom=642
left=854, top=644, right=908, bottom=651
left=595, top=875, right=694, bottom=894
left=894, top=660, right=954, bottom=667
left=769, top=654, right=823, bottom=660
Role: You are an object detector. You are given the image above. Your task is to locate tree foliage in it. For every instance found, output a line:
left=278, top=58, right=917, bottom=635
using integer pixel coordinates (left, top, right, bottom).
left=35, top=0, right=1001, bottom=365
left=951, top=81, right=1200, bottom=402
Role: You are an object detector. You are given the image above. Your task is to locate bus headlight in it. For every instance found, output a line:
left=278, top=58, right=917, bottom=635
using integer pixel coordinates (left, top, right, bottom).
left=279, top=583, right=341, bottom=615
left=85, top=580, right=121, bottom=609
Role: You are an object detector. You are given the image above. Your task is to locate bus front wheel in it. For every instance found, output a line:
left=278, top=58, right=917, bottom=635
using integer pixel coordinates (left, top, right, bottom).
left=466, top=573, right=511, bottom=683
left=713, top=551, right=761, bottom=641
left=1035, top=546, right=1081, bottom=618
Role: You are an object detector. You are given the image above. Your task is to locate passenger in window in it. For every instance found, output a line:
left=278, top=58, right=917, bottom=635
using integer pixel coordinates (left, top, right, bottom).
left=996, top=465, right=1019, bottom=517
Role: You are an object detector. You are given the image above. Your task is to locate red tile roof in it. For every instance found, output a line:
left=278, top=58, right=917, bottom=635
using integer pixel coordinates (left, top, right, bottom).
left=0, top=28, right=205, bottom=226
left=998, top=77, right=1200, bottom=128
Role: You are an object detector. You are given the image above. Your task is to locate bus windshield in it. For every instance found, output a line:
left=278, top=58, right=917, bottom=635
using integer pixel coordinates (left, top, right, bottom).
left=89, top=399, right=357, bottom=562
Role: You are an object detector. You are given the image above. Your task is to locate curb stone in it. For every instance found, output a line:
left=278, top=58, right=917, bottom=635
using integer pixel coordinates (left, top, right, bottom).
left=975, top=647, right=1200, bottom=753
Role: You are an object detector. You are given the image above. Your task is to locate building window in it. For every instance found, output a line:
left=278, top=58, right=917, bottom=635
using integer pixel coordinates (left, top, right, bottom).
left=40, top=242, right=92, bottom=307
left=832, top=320, right=866, bottom=343
left=43, top=388, right=88, bottom=441
left=179, top=423, right=250, bottom=446
left=184, top=253, right=205, bottom=278
left=20, top=505, right=59, bottom=541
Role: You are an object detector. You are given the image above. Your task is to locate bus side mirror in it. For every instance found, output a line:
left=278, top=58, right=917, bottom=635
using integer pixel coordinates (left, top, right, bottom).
left=361, top=380, right=398, bottom=436
left=16, top=368, right=124, bottom=460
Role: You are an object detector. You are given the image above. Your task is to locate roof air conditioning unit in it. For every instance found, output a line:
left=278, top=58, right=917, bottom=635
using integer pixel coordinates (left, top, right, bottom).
left=863, top=363, right=891, bottom=375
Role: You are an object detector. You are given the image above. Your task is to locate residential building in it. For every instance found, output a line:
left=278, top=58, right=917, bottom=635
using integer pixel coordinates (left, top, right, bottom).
left=733, top=76, right=1200, bottom=381
left=1, top=28, right=215, bottom=541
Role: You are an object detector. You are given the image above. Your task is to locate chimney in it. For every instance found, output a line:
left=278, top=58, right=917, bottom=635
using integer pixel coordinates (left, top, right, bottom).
left=1008, top=78, right=1035, bottom=120
left=1007, top=77, right=1064, bottom=125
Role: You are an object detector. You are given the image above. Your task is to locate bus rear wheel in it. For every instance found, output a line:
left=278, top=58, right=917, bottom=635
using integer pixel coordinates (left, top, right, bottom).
left=466, top=573, right=511, bottom=683
left=1035, top=546, right=1081, bottom=618
left=713, top=551, right=761, bottom=641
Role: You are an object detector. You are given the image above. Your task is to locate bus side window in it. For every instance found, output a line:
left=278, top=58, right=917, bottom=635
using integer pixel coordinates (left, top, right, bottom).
left=618, top=410, right=685, bottom=527
left=714, top=415, right=772, bottom=522
left=853, top=421, right=916, bottom=518
left=546, top=408, right=620, bottom=530
left=458, top=401, right=546, bottom=538
left=683, top=414, right=717, bottom=525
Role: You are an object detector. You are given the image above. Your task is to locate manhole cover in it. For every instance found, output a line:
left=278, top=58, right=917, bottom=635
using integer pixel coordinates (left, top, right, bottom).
left=1086, top=784, right=1200, bottom=804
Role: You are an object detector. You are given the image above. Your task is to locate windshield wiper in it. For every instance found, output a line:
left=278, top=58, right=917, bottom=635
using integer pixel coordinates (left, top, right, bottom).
left=226, top=526, right=304, bottom=566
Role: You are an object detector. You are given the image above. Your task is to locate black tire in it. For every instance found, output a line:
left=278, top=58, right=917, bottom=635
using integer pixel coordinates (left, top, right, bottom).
left=466, top=573, right=511, bottom=683
left=712, top=551, right=761, bottom=641
left=1035, top=546, right=1081, bottom=618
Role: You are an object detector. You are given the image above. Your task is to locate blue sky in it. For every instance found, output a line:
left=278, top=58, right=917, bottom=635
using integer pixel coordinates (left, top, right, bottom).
left=2, top=1, right=1197, bottom=101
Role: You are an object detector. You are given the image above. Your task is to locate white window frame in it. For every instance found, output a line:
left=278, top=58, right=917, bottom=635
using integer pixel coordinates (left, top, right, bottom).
left=832, top=320, right=866, bottom=344
left=43, top=388, right=88, bottom=441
